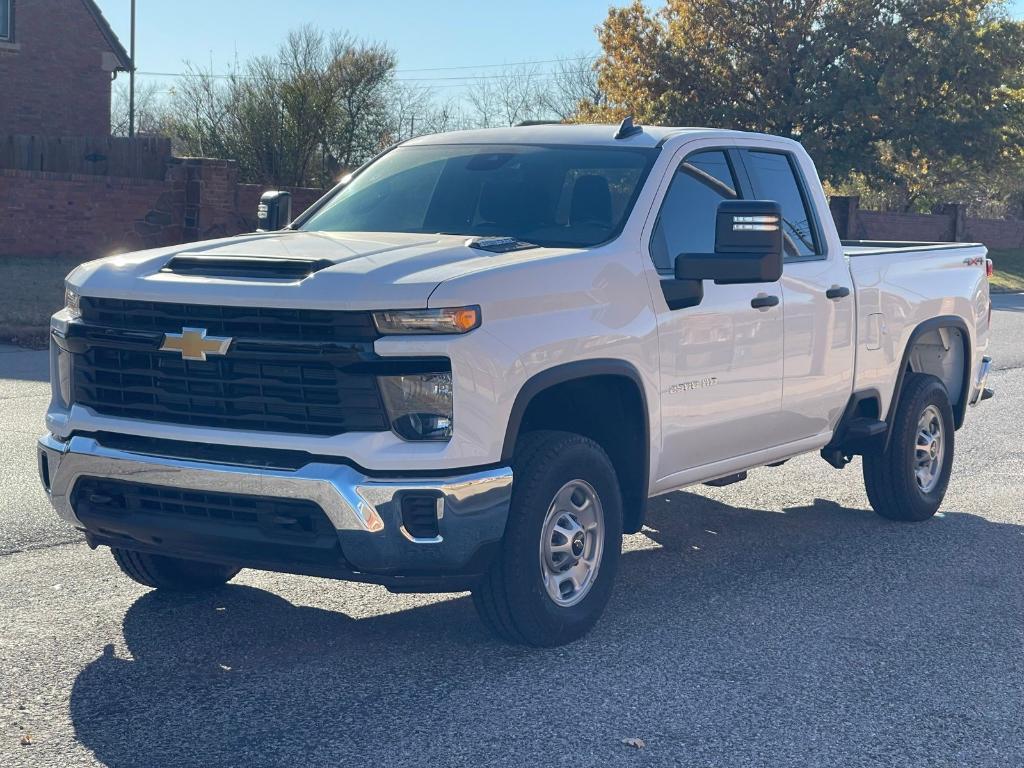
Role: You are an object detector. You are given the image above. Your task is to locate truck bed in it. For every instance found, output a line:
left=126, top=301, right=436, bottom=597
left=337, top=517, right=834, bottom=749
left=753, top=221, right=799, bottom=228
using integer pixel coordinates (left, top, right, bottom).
left=842, top=240, right=986, bottom=257
left=844, top=238, right=989, bottom=422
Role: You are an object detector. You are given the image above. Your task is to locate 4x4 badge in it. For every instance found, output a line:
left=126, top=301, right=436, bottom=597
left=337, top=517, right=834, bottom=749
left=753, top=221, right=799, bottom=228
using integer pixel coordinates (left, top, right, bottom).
left=160, top=327, right=233, bottom=361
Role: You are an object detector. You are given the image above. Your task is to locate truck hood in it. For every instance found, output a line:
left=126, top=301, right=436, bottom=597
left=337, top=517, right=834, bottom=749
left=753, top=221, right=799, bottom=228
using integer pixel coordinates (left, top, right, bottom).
left=69, top=231, right=556, bottom=310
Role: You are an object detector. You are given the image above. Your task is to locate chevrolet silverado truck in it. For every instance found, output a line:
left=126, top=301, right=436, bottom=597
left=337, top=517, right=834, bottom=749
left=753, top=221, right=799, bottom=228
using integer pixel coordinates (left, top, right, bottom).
left=38, top=121, right=994, bottom=646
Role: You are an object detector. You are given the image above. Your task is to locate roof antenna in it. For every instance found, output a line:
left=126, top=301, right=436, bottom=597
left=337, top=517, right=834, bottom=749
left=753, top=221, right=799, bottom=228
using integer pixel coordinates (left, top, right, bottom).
left=614, top=116, right=643, bottom=140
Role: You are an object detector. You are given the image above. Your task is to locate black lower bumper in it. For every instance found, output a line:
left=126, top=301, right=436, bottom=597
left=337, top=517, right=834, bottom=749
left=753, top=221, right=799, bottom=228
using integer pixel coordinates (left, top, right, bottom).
left=40, top=435, right=513, bottom=593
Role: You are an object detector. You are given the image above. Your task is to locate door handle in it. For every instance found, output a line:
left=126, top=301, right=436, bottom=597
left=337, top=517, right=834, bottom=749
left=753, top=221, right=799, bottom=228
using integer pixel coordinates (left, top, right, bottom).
left=750, top=294, right=780, bottom=310
left=826, top=285, right=851, bottom=300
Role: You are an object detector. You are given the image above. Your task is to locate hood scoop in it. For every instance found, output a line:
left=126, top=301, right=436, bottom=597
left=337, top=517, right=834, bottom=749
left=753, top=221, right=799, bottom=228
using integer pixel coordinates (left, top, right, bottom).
left=465, top=236, right=539, bottom=254
left=161, top=253, right=333, bottom=280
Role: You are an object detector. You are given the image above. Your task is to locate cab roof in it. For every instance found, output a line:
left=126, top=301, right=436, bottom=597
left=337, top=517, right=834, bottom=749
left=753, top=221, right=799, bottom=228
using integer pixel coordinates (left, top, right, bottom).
left=403, top=124, right=780, bottom=149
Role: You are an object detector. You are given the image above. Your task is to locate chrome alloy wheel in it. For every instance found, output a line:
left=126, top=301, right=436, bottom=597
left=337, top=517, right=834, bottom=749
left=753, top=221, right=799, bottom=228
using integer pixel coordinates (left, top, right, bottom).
left=914, top=404, right=945, bottom=493
left=539, top=479, right=605, bottom=608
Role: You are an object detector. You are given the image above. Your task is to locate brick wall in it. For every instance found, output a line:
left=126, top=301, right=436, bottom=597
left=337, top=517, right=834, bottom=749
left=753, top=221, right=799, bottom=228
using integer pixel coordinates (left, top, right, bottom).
left=0, top=160, right=325, bottom=258
left=0, top=169, right=179, bottom=256
left=0, top=0, right=119, bottom=136
left=964, top=217, right=1024, bottom=250
left=830, top=196, right=1024, bottom=250
left=852, top=210, right=956, bottom=242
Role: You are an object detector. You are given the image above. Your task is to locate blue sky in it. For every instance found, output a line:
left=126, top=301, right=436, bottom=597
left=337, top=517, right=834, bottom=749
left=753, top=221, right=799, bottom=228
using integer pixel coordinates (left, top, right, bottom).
left=95, top=0, right=1024, bottom=100
left=95, top=0, right=613, bottom=99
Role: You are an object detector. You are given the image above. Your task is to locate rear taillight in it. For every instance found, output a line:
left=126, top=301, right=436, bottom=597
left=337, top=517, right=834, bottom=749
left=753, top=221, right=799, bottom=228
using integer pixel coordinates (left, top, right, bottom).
left=986, top=258, right=994, bottom=279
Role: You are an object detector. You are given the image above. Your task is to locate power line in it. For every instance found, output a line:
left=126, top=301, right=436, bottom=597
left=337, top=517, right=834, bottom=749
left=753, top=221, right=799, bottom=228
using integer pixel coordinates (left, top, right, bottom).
left=395, top=55, right=597, bottom=73
left=139, top=69, right=574, bottom=83
left=134, top=54, right=599, bottom=84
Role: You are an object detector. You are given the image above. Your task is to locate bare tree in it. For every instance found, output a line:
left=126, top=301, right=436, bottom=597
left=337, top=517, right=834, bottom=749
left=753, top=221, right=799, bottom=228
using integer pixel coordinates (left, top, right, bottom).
left=540, top=55, right=604, bottom=121
left=111, top=79, right=166, bottom=136
left=163, top=27, right=397, bottom=187
left=324, top=41, right=397, bottom=173
left=162, top=63, right=234, bottom=159
left=466, top=65, right=547, bottom=127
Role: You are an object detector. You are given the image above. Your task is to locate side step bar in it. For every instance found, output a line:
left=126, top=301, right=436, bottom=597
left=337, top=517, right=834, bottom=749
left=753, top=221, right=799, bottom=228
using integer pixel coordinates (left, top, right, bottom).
left=844, top=417, right=887, bottom=441
left=703, top=471, right=747, bottom=487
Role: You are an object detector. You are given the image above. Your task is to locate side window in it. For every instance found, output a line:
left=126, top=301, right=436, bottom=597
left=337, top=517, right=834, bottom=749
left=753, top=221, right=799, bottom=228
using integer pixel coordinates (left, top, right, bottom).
left=649, top=150, right=739, bottom=273
left=741, top=150, right=820, bottom=258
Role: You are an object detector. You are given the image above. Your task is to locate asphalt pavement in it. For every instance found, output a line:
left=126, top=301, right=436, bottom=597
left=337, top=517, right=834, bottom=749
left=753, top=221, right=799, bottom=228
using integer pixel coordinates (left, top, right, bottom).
left=1, top=295, right=1023, bottom=767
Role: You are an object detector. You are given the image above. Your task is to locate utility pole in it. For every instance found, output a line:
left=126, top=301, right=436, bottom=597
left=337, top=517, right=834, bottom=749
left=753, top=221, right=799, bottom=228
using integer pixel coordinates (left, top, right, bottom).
left=128, top=0, right=136, bottom=137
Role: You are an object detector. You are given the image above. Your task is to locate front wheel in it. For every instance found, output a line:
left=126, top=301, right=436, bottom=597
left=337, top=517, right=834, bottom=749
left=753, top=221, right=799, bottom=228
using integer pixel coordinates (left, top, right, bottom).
left=863, top=373, right=955, bottom=522
left=472, top=431, right=622, bottom=646
left=112, top=548, right=240, bottom=591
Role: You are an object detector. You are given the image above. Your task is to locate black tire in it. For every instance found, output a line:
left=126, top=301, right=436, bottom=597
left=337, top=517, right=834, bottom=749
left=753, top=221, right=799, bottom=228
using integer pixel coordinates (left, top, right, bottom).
left=472, top=430, right=623, bottom=646
left=111, top=548, right=240, bottom=591
left=863, top=372, right=955, bottom=522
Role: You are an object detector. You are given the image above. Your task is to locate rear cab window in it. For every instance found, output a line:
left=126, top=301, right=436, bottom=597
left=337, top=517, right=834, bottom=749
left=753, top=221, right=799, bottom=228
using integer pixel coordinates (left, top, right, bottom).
left=739, top=150, right=822, bottom=259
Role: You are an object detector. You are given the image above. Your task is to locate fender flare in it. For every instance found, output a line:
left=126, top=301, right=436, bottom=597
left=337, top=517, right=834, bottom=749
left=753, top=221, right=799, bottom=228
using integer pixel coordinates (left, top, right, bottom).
left=500, top=359, right=652, bottom=533
left=886, top=315, right=972, bottom=440
left=501, top=358, right=651, bottom=462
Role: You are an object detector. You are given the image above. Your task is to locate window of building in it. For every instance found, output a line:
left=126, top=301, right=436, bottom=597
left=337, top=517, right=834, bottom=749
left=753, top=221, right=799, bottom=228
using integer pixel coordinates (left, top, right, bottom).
left=649, top=150, right=740, bottom=273
left=0, top=1, right=11, bottom=42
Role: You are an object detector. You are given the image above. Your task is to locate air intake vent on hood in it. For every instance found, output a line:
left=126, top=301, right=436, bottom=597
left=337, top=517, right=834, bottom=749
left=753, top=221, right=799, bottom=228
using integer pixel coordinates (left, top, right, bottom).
left=161, top=254, right=333, bottom=280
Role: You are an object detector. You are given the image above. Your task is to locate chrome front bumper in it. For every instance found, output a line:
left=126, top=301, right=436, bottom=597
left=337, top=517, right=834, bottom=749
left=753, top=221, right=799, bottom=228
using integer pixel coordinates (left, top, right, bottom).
left=38, top=435, right=513, bottom=580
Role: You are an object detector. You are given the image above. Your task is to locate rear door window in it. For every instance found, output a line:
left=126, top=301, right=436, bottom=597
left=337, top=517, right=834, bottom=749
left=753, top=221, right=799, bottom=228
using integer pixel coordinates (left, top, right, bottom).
left=649, top=150, right=740, bottom=273
left=740, top=150, right=820, bottom=258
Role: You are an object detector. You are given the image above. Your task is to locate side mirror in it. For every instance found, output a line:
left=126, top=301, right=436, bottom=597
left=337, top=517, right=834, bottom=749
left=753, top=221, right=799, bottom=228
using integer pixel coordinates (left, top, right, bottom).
left=257, top=190, right=293, bottom=231
left=675, top=200, right=784, bottom=285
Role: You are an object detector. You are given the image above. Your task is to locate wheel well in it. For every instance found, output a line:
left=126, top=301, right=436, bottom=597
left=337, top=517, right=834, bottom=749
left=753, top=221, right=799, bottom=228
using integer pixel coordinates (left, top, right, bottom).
left=905, top=324, right=969, bottom=427
left=511, top=374, right=648, bottom=534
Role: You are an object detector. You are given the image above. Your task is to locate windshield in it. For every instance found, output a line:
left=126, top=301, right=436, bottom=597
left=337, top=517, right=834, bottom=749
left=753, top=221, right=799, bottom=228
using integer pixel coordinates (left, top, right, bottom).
left=299, top=143, right=659, bottom=248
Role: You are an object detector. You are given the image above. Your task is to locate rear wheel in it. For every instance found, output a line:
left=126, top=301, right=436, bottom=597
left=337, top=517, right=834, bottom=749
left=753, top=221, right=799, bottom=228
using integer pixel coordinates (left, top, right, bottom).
left=863, top=373, right=954, bottom=522
left=473, top=431, right=622, bottom=646
left=112, top=548, right=240, bottom=591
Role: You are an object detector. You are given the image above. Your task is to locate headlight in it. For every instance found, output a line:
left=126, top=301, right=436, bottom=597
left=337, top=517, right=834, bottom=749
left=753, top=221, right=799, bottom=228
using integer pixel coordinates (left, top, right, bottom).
left=373, top=306, right=480, bottom=335
left=379, top=373, right=453, bottom=441
left=64, top=286, right=82, bottom=320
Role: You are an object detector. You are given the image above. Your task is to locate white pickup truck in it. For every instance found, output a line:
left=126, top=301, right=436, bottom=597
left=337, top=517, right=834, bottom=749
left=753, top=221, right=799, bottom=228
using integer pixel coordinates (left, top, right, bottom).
left=39, top=122, right=994, bottom=646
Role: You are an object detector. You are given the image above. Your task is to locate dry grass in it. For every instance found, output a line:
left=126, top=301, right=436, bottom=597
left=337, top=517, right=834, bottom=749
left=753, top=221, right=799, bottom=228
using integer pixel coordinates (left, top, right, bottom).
left=0, top=255, right=86, bottom=347
left=988, top=248, right=1024, bottom=294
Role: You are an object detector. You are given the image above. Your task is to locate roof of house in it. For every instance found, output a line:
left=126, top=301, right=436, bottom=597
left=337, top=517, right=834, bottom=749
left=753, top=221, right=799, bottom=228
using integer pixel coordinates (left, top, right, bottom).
left=80, top=0, right=132, bottom=71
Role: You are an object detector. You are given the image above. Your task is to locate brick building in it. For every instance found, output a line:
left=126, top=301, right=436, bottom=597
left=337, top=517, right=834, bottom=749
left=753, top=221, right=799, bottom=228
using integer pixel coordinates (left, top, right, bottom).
left=0, top=0, right=131, bottom=136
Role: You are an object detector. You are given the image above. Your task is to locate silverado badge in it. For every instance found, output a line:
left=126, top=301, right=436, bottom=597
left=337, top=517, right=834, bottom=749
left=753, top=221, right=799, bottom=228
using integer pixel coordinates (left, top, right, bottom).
left=160, top=327, right=233, bottom=361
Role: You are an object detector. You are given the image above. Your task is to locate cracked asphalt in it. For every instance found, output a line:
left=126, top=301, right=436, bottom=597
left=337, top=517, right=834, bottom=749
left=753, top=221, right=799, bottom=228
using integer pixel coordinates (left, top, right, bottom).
left=1, top=294, right=1022, bottom=768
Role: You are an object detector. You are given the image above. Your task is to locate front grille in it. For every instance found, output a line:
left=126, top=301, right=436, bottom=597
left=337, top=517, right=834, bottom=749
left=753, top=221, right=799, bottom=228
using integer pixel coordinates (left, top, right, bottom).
left=73, top=345, right=390, bottom=435
left=80, top=297, right=379, bottom=343
left=72, top=477, right=336, bottom=542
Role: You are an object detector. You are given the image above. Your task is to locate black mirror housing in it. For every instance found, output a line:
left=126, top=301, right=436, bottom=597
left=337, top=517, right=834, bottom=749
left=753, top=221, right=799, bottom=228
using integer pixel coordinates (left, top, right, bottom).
left=675, top=200, right=784, bottom=285
left=257, top=190, right=293, bottom=231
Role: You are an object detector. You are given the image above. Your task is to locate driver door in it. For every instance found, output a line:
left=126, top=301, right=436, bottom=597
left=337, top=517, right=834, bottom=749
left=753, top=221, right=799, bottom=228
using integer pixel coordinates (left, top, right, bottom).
left=646, top=148, right=785, bottom=488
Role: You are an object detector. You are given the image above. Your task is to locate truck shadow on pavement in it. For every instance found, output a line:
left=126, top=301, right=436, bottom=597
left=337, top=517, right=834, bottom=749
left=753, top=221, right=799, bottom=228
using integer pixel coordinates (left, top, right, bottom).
left=69, top=491, right=1024, bottom=767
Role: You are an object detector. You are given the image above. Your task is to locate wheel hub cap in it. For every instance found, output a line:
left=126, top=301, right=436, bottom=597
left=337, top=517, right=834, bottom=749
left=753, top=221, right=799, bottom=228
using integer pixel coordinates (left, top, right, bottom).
left=539, top=480, right=605, bottom=608
left=571, top=532, right=586, bottom=557
left=914, top=404, right=945, bottom=493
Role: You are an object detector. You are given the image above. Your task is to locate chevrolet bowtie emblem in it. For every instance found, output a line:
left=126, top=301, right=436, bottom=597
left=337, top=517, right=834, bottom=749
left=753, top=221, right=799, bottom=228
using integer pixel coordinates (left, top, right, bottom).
left=160, top=327, right=233, bottom=361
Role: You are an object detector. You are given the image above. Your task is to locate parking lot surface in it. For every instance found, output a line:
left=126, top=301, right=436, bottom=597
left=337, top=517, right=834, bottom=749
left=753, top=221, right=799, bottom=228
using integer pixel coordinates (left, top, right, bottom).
left=2, top=294, right=1023, bottom=767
